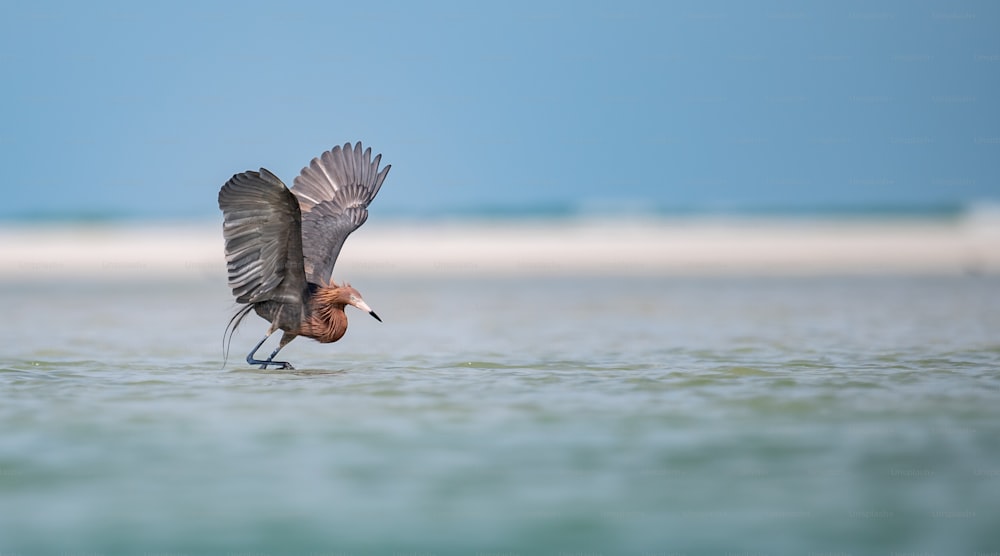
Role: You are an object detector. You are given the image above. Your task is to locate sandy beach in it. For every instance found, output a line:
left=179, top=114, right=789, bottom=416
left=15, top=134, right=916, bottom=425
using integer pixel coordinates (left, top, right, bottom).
left=2, top=215, right=999, bottom=280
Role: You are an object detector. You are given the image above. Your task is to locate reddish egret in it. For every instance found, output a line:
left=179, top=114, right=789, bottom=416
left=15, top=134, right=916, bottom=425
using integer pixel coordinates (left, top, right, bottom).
left=218, top=142, right=389, bottom=369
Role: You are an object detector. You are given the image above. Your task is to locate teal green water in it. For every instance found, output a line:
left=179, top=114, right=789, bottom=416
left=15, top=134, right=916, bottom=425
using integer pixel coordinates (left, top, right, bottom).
left=2, top=276, right=999, bottom=554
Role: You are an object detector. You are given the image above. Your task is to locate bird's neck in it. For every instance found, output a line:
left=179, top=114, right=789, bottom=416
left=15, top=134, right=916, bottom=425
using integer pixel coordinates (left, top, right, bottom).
left=304, top=286, right=349, bottom=343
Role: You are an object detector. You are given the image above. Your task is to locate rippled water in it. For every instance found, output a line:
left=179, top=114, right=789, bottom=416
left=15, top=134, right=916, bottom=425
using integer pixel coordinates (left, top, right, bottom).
left=2, top=275, right=999, bottom=554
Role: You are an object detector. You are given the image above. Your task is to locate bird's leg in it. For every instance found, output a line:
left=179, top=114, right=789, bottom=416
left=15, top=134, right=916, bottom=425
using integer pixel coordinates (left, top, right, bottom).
left=245, top=332, right=276, bottom=369
left=261, top=345, right=293, bottom=370
left=260, top=331, right=297, bottom=370
left=245, top=326, right=296, bottom=370
left=244, top=327, right=291, bottom=370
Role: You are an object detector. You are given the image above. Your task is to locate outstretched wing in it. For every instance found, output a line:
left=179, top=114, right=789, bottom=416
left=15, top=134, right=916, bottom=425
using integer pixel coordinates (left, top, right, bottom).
left=218, top=168, right=307, bottom=306
left=291, top=141, right=390, bottom=286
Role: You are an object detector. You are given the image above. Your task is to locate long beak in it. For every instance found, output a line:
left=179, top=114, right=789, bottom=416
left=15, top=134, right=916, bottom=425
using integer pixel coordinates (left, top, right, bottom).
left=354, top=299, right=382, bottom=322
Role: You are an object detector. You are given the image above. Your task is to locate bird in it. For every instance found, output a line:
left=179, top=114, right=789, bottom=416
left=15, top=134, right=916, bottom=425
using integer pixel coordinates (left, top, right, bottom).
left=218, top=141, right=389, bottom=369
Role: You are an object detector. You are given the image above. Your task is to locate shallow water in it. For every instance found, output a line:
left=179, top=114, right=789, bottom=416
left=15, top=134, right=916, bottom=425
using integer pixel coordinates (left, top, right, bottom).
left=2, top=275, right=999, bottom=554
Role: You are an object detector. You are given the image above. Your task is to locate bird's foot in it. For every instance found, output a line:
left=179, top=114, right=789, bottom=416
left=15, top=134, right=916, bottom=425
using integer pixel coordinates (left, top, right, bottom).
left=249, top=358, right=295, bottom=370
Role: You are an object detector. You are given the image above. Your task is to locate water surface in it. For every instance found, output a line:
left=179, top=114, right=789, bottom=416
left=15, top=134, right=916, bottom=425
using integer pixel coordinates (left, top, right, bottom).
left=2, top=276, right=999, bottom=554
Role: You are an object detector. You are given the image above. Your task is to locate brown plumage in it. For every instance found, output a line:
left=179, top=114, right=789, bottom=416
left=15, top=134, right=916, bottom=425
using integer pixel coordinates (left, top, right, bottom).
left=218, top=142, right=389, bottom=369
left=299, top=283, right=362, bottom=344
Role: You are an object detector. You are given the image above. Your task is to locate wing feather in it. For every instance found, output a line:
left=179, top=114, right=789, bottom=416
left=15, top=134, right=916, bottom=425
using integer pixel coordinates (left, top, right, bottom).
left=290, top=142, right=390, bottom=286
left=218, top=169, right=306, bottom=306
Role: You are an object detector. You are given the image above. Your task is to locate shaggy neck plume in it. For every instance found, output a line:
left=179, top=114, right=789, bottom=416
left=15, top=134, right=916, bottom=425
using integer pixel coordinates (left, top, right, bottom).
left=304, top=286, right=350, bottom=343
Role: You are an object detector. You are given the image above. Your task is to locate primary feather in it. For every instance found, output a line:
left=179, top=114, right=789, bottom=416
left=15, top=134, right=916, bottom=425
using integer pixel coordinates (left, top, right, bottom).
left=291, top=141, right=390, bottom=286
left=218, top=168, right=306, bottom=306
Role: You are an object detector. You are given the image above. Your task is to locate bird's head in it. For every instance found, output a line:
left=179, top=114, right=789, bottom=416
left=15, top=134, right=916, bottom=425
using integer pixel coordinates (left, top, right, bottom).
left=341, top=282, right=382, bottom=322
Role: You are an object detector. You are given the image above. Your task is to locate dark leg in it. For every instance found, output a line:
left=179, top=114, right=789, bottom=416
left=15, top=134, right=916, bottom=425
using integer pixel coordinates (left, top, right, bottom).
left=262, top=344, right=294, bottom=370
left=246, top=333, right=272, bottom=368
left=246, top=330, right=296, bottom=370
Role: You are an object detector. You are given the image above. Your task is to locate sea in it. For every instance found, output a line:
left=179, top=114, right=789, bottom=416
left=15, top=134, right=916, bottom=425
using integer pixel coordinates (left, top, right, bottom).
left=2, top=266, right=999, bottom=554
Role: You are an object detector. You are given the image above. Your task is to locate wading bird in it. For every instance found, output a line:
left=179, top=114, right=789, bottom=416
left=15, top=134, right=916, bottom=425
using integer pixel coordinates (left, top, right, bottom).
left=218, top=142, right=389, bottom=369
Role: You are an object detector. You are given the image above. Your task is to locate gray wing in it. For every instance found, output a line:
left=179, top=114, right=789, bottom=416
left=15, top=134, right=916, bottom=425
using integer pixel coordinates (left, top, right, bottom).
left=291, top=141, right=390, bottom=286
left=218, top=168, right=307, bottom=306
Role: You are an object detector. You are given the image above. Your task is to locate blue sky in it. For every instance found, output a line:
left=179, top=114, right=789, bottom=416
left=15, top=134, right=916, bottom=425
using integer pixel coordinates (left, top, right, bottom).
left=1, top=0, right=998, bottom=219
